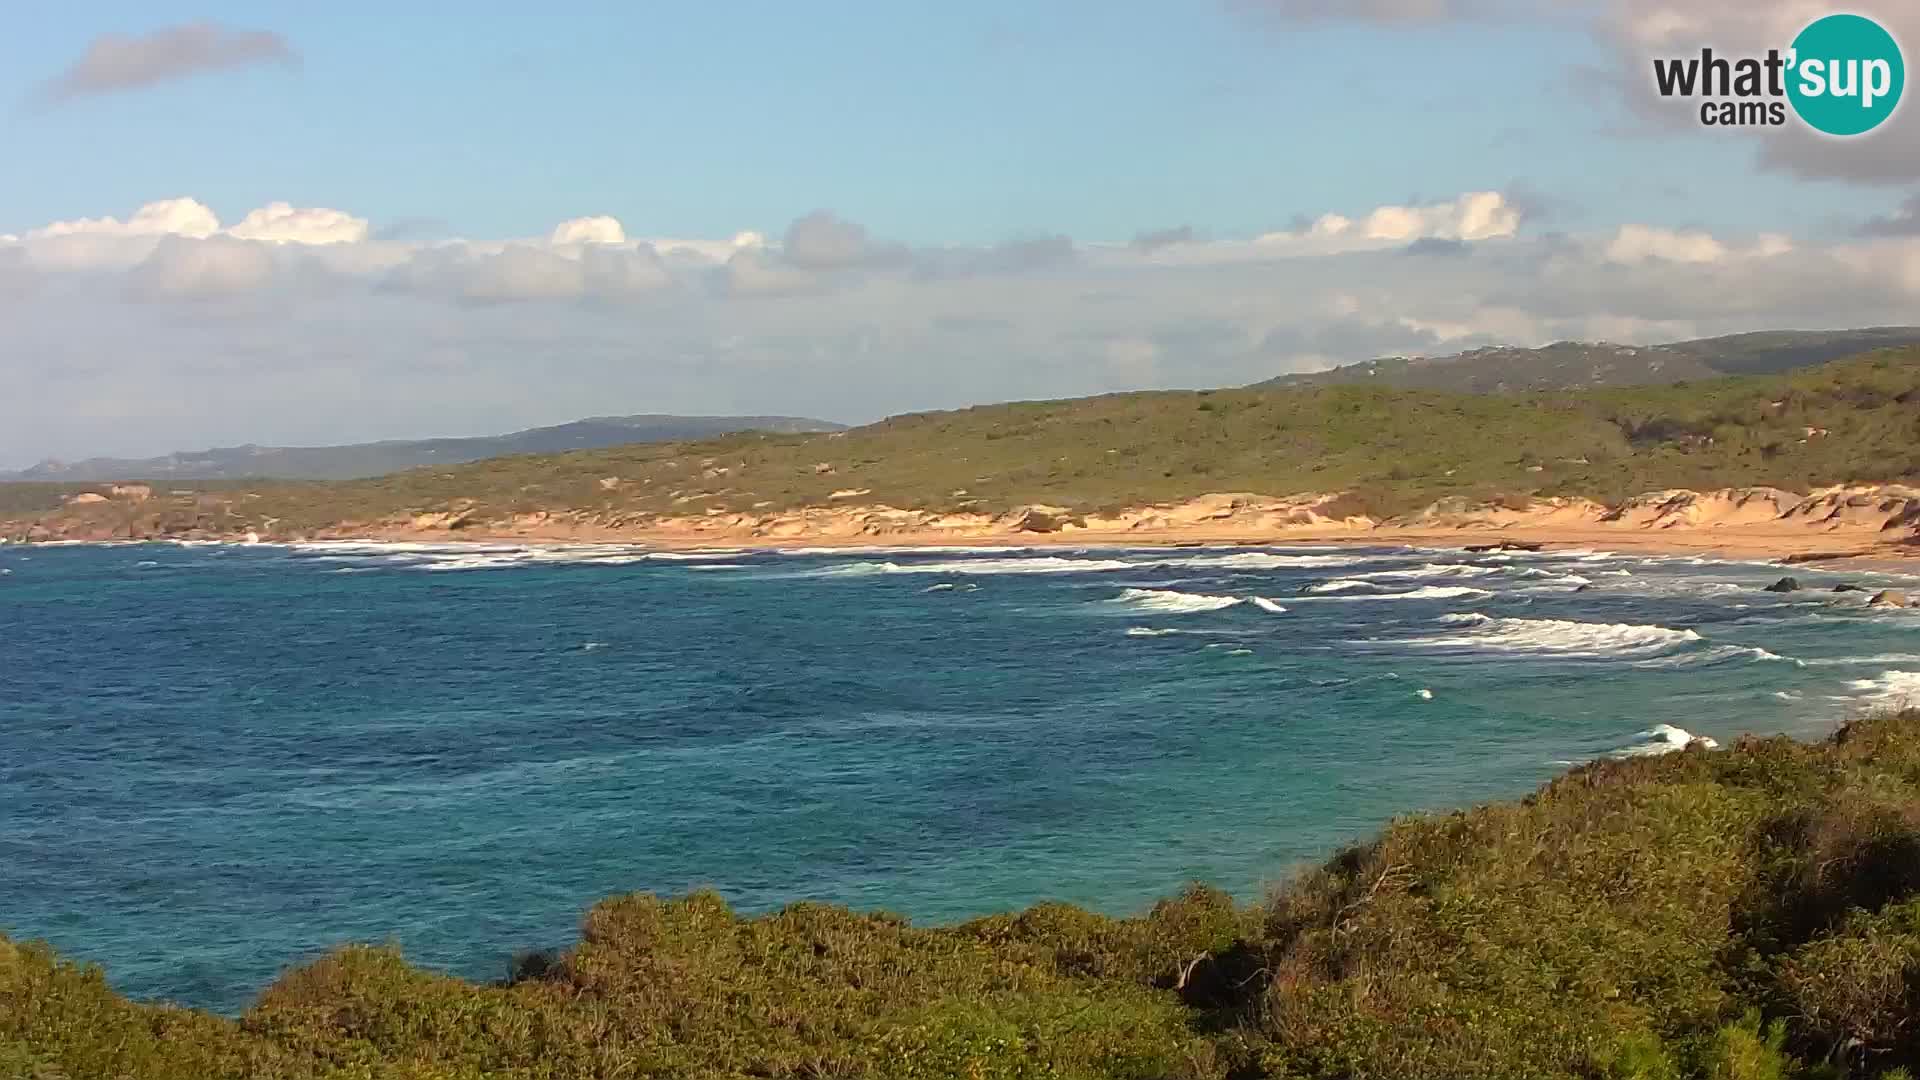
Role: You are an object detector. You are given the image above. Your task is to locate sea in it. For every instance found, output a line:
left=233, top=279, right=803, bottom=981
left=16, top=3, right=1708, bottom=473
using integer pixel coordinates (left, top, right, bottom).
left=2, top=538, right=1917, bottom=1013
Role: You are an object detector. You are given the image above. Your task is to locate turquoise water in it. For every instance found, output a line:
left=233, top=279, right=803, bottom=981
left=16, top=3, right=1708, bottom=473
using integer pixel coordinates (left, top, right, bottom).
left=2, top=539, right=1917, bottom=1012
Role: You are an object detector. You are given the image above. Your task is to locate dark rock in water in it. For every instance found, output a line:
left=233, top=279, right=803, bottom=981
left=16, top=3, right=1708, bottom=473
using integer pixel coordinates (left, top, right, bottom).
left=1574, top=584, right=1593, bottom=592
left=1867, top=589, right=1910, bottom=609
left=1833, top=583, right=1869, bottom=593
left=1763, top=577, right=1802, bottom=593
left=1465, top=540, right=1545, bottom=553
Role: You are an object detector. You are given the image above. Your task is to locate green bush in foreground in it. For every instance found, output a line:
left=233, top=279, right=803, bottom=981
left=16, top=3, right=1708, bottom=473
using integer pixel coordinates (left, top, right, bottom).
left=6, top=711, right=1920, bottom=1079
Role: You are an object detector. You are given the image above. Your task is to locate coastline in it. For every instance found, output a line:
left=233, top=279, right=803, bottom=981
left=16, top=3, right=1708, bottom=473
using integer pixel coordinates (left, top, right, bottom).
left=12, top=483, right=1920, bottom=570
left=333, top=516, right=1920, bottom=568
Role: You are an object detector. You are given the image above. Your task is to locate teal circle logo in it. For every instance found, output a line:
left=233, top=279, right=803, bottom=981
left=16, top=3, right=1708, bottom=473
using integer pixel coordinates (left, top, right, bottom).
left=1787, top=14, right=1904, bottom=136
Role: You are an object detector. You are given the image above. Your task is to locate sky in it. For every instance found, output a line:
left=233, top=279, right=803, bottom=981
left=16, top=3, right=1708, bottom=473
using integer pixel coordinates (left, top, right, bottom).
left=2, top=1, right=1918, bottom=468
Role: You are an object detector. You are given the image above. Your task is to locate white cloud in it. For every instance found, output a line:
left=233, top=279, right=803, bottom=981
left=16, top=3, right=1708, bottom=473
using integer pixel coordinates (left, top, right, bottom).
left=228, top=203, right=369, bottom=245
left=1256, top=192, right=1521, bottom=253
left=1604, top=224, right=1728, bottom=265
left=32, top=197, right=221, bottom=240
left=550, top=216, right=627, bottom=246
left=126, top=235, right=278, bottom=299
left=20, top=198, right=368, bottom=271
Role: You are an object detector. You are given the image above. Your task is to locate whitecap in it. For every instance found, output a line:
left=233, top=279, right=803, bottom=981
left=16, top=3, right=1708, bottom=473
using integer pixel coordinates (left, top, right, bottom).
left=1160, top=552, right=1368, bottom=570
left=823, top=557, right=1137, bottom=577
left=1349, top=563, right=1505, bottom=582
left=1124, top=626, right=1182, bottom=637
left=1307, top=579, right=1376, bottom=594
left=1109, top=587, right=1244, bottom=614
left=1843, top=670, right=1920, bottom=708
left=1251, top=596, right=1288, bottom=614
left=1614, top=724, right=1719, bottom=757
left=1306, top=584, right=1494, bottom=602
left=1407, top=616, right=1702, bottom=658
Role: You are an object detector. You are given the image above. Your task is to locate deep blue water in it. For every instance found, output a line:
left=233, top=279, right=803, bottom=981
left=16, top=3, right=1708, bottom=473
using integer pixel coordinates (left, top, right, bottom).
left=2, top=538, right=1917, bottom=1012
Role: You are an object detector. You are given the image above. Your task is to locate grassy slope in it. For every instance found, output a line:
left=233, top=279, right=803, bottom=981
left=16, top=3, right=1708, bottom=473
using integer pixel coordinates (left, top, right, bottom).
left=5, top=348, right=1918, bottom=538
left=6, top=711, right=1920, bottom=1079
left=1260, top=327, right=1920, bottom=393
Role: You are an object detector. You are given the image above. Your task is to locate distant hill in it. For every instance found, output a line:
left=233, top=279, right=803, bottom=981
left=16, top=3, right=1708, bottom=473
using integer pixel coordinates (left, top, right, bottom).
left=3, top=415, right=846, bottom=482
left=12, top=346, right=1916, bottom=540
left=1256, top=327, right=1920, bottom=394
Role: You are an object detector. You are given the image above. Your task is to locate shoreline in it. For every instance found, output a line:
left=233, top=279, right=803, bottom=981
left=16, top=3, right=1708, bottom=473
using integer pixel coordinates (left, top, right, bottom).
left=12, top=483, right=1920, bottom=570
left=314, top=520, right=1920, bottom=568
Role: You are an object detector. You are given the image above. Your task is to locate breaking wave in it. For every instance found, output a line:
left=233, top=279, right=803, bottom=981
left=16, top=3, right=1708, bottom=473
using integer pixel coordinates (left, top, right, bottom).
left=1109, top=588, right=1244, bottom=614
left=1408, top=616, right=1702, bottom=658
left=1614, top=724, right=1720, bottom=758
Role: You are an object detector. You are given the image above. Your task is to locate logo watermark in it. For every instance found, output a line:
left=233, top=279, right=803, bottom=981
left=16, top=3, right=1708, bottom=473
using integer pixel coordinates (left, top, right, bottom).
left=1651, top=12, right=1904, bottom=135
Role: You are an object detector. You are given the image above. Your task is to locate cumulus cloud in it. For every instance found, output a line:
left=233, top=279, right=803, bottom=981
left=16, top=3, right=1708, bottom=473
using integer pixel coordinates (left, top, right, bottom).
left=1255, top=191, right=1520, bottom=253
left=550, top=216, right=628, bottom=246
left=1604, top=224, right=1728, bottom=265
left=32, top=197, right=221, bottom=240
left=385, top=240, right=672, bottom=304
left=37, top=22, right=297, bottom=102
left=9, top=188, right=1920, bottom=466
left=126, top=234, right=278, bottom=299
left=228, top=203, right=369, bottom=246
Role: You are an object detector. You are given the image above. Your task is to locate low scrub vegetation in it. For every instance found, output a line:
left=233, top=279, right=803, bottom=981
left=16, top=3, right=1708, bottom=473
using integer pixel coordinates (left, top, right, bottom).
left=5, top=348, right=1918, bottom=538
left=6, top=711, right=1920, bottom=1078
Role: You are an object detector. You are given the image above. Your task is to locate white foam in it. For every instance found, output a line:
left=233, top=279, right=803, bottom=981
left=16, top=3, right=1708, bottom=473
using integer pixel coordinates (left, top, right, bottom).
left=776, top=544, right=1036, bottom=556
left=1307, top=579, right=1376, bottom=594
left=1350, top=563, right=1505, bottom=582
left=824, top=557, right=1137, bottom=577
left=1802, top=653, right=1920, bottom=666
left=1306, top=584, right=1494, bottom=602
left=1124, top=626, right=1182, bottom=637
left=1408, top=616, right=1702, bottom=657
left=288, top=540, right=728, bottom=572
left=1160, top=552, right=1368, bottom=570
left=1416, top=688, right=1434, bottom=700
left=1843, top=670, right=1920, bottom=708
left=1251, top=596, right=1288, bottom=614
left=1435, top=612, right=1492, bottom=625
left=1109, top=588, right=1244, bottom=614
left=1614, top=724, right=1719, bottom=757
left=1637, top=644, right=1802, bottom=669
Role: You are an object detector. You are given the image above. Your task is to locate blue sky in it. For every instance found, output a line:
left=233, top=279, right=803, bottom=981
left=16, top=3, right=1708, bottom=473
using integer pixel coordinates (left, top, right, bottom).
left=1, top=2, right=1917, bottom=466
left=4, top=3, right=1894, bottom=243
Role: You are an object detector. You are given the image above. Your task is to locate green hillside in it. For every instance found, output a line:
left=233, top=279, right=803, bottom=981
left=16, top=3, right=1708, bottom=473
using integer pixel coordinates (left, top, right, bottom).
left=7, top=710, right=1920, bottom=1078
left=6, top=348, right=1918, bottom=538
left=1258, top=327, right=1920, bottom=394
